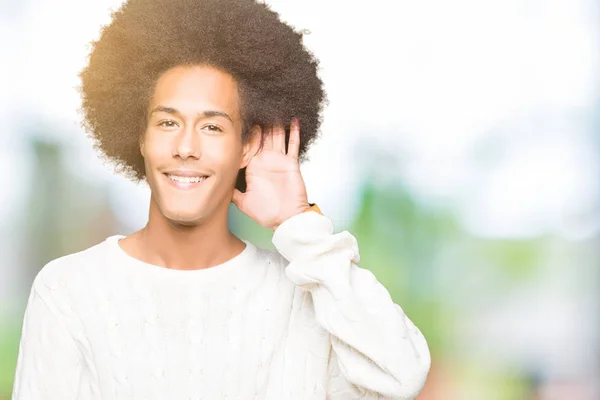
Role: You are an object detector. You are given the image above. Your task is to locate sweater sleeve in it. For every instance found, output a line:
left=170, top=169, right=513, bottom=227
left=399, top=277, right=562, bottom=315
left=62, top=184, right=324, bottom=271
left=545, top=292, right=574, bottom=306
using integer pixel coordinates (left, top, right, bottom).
left=272, top=211, right=431, bottom=400
left=12, top=276, right=85, bottom=400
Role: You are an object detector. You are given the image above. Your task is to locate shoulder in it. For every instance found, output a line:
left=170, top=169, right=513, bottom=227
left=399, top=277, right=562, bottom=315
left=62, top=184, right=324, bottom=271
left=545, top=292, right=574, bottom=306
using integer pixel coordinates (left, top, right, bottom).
left=31, top=237, right=115, bottom=302
left=246, top=241, right=294, bottom=285
left=250, top=242, right=290, bottom=269
left=253, top=244, right=287, bottom=265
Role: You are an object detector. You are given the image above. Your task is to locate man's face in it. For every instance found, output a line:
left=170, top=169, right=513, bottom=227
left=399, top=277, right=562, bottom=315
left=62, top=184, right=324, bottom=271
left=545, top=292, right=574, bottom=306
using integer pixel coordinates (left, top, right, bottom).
left=141, top=65, right=253, bottom=225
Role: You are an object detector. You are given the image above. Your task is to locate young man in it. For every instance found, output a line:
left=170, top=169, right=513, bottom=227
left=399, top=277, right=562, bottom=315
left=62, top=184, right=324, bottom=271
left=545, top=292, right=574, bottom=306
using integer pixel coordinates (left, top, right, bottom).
left=12, top=0, right=430, bottom=399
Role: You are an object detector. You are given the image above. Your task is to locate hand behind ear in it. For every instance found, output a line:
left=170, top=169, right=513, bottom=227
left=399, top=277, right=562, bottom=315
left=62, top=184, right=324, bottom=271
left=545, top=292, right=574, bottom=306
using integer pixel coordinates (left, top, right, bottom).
left=232, top=119, right=310, bottom=230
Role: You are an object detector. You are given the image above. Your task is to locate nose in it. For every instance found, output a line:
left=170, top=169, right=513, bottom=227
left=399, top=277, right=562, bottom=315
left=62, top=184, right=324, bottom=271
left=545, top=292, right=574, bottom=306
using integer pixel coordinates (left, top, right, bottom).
left=173, top=125, right=201, bottom=160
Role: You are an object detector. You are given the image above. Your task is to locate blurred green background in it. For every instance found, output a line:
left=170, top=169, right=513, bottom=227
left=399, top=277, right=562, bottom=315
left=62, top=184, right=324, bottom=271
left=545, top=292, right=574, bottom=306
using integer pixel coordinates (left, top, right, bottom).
left=1, top=0, right=598, bottom=399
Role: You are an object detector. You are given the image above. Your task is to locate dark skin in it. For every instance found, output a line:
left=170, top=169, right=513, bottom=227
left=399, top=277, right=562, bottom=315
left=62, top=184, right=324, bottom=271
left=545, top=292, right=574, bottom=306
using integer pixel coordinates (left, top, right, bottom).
left=119, top=65, right=311, bottom=271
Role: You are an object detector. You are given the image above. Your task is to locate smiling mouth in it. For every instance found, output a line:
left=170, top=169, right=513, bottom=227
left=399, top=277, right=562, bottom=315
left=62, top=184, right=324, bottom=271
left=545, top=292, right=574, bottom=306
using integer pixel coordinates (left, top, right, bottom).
left=165, top=174, right=209, bottom=184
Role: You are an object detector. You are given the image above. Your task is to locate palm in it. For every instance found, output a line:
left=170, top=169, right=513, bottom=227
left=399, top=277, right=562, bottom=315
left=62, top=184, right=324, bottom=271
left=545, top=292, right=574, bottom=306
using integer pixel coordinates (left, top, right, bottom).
left=232, top=120, right=310, bottom=230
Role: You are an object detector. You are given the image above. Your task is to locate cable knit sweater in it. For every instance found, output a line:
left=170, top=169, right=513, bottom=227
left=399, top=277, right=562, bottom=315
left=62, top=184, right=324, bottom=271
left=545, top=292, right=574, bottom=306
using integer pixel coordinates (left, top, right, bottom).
left=12, top=211, right=430, bottom=399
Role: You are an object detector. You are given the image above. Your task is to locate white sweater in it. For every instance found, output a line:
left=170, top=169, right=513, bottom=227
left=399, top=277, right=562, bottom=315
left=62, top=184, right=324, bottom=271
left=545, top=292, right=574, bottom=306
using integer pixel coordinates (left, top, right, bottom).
left=12, top=211, right=430, bottom=400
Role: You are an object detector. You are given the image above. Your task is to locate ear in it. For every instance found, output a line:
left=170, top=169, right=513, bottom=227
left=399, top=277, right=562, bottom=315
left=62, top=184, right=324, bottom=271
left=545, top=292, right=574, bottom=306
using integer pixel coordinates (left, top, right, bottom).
left=240, top=125, right=262, bottom=169
left=139, top=135, right=145, bottom=158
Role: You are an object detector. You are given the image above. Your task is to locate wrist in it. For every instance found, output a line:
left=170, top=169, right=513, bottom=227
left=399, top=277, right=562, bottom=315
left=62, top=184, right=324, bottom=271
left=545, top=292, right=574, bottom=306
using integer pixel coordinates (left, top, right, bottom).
left=304, top=203, right=321, bottom=214
left=271, top=203, right=319, bottom=231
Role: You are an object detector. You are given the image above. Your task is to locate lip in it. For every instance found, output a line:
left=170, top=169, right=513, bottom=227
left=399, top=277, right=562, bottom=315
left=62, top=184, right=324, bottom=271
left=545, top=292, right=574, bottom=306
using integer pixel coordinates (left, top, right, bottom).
left=163, top=172, right=211, bottom=190
left=163, top=169, right=212, bottom=177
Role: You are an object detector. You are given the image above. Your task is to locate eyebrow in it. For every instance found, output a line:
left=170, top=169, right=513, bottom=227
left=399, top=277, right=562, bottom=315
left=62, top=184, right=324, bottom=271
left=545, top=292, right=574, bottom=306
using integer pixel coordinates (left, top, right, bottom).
left=149, top=106, right=234, bottom=123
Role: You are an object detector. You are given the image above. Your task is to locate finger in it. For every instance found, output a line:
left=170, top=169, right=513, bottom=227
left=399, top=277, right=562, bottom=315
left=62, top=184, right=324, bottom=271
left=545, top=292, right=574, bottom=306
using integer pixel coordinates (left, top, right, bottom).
left=287, top=118, right=300, bottom=159
left=272, top=125, right=286, bottom=154
left=263, top=126, right=274, bottom=151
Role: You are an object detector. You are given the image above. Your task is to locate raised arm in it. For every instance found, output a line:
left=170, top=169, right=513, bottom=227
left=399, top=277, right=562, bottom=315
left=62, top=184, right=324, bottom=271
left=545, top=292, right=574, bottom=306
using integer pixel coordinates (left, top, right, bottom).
left=272, top=211, right=431, bottom=400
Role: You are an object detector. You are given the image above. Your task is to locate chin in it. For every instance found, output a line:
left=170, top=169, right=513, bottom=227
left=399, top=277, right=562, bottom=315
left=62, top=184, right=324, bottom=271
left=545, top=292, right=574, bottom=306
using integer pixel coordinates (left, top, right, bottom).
left=161, top=207, right=206, bottom=226
left=168, top=218, right=200, bottom=227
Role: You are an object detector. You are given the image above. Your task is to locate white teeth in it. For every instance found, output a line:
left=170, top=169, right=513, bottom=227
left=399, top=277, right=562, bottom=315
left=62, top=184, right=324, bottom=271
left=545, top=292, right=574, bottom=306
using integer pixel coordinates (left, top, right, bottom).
left=167, top=174, right=207, bottom=184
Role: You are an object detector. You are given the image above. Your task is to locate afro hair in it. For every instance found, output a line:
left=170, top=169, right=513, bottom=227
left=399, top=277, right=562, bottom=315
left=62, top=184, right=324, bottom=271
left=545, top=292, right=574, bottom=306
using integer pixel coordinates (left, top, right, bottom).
left=79, top=0, right=326, bottom=191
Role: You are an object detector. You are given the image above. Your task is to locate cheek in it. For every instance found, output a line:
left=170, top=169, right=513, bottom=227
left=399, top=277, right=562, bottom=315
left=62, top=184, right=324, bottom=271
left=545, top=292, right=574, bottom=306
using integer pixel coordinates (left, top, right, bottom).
left=205, top=139, right=243, bottom=171
left=141, top=135, right=170, bottom=164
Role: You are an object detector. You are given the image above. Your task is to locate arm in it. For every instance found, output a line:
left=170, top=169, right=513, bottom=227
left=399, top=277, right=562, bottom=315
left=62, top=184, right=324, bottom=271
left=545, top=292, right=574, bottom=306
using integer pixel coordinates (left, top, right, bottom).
left=272, top=210, right=431, bottom=400
left=12, top=273, right=85, bottom=399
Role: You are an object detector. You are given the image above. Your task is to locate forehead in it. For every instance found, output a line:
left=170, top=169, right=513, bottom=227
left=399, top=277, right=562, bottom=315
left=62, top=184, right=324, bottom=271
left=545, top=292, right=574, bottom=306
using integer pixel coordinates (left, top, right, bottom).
left=150, top=65, right=240, bottom=119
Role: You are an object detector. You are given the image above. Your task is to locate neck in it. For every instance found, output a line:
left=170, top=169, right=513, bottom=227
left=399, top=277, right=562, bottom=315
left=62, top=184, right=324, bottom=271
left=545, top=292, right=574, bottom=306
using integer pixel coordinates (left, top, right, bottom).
left=137, top=199, right=245, bottom=270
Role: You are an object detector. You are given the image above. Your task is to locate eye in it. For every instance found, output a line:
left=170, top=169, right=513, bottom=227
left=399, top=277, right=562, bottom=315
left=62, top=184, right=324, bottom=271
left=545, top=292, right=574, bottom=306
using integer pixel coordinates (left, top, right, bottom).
left=203, top=124, right=223, bottom=133
left=158, top=120, right=179, bottom=128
